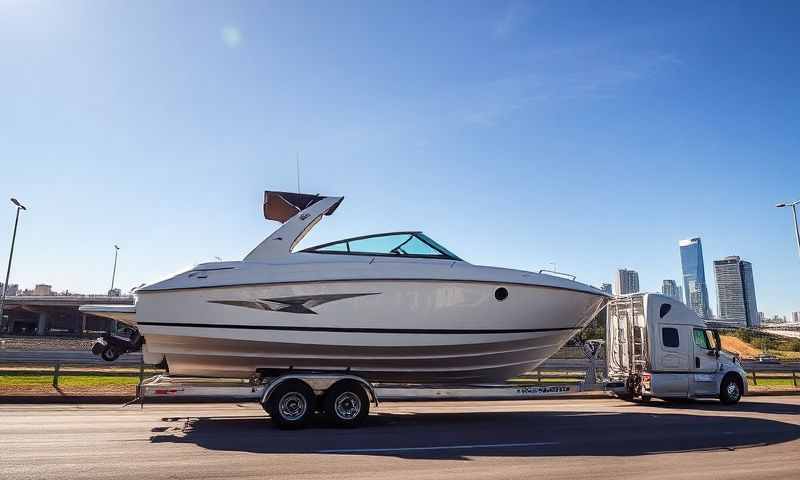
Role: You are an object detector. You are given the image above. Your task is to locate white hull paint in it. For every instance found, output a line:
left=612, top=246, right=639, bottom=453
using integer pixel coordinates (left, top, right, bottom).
left=134, top=280, right=605, bottom=382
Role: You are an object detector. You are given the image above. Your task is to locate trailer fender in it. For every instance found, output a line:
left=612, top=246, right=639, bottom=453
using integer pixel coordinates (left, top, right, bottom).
left=261, top=374, right=379, bottom=407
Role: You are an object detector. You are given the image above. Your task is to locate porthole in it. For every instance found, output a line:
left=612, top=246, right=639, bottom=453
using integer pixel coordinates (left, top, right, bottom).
left=494, top=287, right=509, bottom=301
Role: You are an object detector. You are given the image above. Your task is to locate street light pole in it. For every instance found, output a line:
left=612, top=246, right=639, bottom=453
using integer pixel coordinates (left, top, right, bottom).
left=110, top=245, right=120, bottom=294
left=776, top=200, right=800, bottom=257
left=1, top=198, right=27, bottom=333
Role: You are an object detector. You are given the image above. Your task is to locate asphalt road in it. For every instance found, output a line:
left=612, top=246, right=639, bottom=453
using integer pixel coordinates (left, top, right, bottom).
left=2, top=397, right=799, bottom=480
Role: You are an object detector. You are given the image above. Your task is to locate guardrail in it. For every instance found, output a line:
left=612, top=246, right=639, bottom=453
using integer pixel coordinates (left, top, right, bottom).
left=1, top=351, right=798, bottom=388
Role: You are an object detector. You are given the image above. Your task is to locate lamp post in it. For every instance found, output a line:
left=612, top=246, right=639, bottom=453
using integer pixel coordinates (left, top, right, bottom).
left=109, top=244, right=120, bottom=294
left=1, top=198, right=27, bottom=333
left=776, top=200, right=800, bottom=257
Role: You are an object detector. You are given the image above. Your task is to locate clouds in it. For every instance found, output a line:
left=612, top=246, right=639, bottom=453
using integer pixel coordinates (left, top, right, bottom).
left=455, top=47, right=683, bottom=126
left=493, top=1, right=537, bottom=38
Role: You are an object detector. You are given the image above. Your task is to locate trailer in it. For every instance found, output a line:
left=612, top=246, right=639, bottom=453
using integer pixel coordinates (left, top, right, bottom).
left=133, top=342, right=606, bottom=429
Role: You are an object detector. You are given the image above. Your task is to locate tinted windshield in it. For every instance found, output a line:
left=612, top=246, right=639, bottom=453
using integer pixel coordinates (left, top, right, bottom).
left=303, top=232, right=461, bottom=260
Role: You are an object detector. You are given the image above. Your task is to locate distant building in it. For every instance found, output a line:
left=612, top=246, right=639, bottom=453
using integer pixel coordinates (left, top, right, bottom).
left=600, top=283, right=613, bottom=295
left=793, top=312, right=800, bottom=324
left=33, top=284, right=53, bottom=296
left=614, top=269, right=640, bottom=295
left=759, top=312, right=766, bottom=324
left=0, top=283, right=19, bottom=296
left=107, top=288, right=121, bottom=297
left=662, top=280, right=681, bottom=301
left=713, top=256, right=759, bottom=327
left=680, top=238, right=711, bottom=319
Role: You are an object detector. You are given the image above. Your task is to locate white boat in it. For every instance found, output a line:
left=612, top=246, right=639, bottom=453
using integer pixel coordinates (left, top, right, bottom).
left=82, top=191, right=608, bottom=383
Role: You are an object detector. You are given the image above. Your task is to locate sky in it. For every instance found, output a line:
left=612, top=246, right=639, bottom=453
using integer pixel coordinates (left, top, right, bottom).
left=0, top=1, right=798, bottom=318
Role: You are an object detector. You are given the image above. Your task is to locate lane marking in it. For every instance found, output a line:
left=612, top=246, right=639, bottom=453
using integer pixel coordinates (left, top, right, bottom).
left=318, top=441, right=559, bottom=453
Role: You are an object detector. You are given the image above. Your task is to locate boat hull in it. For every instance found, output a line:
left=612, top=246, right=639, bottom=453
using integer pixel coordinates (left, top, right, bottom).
left=135, top=280, right=606, bottom=382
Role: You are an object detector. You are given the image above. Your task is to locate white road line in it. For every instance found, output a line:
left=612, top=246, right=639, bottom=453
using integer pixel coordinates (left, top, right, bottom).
left=318, top=441, right=559, bottom=454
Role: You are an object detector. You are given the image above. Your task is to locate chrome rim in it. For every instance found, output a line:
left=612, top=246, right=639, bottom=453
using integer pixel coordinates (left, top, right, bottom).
left=278, top=392, right=307, bottom=421
left=726, top=381, right=740, bottom=400
left=334, top=392, right=361, bottom=420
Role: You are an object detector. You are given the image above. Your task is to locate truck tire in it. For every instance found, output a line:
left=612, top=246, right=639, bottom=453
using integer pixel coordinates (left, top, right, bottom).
left=719, top=374, right=743, bottom=405
left=266, top=380, right=315, bottom=429
left=322, top=380, right=370, bottom=428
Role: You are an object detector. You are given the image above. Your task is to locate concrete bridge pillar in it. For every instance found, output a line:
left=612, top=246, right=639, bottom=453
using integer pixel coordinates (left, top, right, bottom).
left=37, top=311, right=48, bottom=336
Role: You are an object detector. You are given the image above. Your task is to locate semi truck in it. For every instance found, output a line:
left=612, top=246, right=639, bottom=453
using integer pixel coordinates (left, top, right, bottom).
left=606, top=293, right=747, bottom=404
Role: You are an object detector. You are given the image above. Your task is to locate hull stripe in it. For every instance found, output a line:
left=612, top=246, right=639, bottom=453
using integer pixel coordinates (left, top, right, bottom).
left=137, top=321, right=580, bottom=334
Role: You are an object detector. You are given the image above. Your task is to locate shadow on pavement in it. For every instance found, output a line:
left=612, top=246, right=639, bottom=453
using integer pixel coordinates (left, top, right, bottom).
left=625, top=398, right=800, bottom=415
left=149, top=407, right=800, bottom=460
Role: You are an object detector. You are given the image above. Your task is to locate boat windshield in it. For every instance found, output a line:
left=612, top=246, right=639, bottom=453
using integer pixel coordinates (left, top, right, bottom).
left=301, top=232, right=462, bottom=260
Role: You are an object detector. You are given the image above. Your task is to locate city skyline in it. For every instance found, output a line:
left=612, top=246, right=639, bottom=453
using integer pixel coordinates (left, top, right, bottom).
left=614, top=269, right=640, bottom=295
left=713, top=256, right=759, bottom=327
left=679, top=238, right=712, bottom=319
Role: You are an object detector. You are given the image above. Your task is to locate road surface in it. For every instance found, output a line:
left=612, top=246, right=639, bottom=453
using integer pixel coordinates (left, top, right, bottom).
left=2, top=396, right=799, bottom=479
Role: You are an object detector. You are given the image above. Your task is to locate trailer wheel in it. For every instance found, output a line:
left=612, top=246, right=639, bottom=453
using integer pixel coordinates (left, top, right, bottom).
left=322, top=380, right=370, bottom=427
left=719, top=374, right=743, bottom=405
left=265, top=380, right=315, bottom=429
left=101, top=346, right=120, bottom=362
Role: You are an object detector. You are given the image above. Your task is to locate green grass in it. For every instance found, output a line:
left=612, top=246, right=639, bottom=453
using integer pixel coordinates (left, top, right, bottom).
left=0, top=372, right=140, bottom=388
left=748, top=377, right=797, bottom=387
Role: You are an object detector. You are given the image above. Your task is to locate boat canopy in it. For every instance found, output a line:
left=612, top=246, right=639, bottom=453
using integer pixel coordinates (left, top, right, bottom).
left=263, top=191, right=342, bottom=223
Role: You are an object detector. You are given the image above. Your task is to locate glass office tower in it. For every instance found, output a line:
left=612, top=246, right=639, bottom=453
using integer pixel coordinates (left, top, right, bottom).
left=679, top=237, right=711, bottom=319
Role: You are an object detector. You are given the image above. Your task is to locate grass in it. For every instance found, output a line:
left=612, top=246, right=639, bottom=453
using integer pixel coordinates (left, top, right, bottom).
left=0, top=371, right=141, bottom=388
left=747, top=377, right=798, bottom=387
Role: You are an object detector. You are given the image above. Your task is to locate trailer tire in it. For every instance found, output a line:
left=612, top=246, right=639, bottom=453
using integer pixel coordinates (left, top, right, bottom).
left=266, top=380, right=315, bottom=429
left=322, top=380, right=370, bottom=427
left=719, top=374, right=743, bottom=405
left=639, top=394, right=652, bottom=403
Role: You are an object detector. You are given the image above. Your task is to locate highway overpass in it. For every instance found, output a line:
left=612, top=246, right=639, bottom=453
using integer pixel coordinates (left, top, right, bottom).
left=1, top=295, right=134, bottom=336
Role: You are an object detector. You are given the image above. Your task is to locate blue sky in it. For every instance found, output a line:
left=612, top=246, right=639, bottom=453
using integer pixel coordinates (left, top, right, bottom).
left=1, top=1, right=798, bottom=317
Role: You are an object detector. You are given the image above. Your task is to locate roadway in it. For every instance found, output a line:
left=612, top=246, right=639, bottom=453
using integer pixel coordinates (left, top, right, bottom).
left=2, top=396, right=799, bottom=479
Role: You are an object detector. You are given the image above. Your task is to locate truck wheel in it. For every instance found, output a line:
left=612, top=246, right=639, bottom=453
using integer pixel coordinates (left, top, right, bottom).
left=322, top=380, right=370, bottom=428
left=639, top=394, right=652, bottom=402
left=266, top=380, right=315, bottom=429
left=720, top=375, right=743, bottom=405
left=101, top=346, right=120, bottom=362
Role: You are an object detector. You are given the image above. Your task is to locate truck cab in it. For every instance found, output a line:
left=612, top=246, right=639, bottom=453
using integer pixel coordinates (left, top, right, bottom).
left=606, top=293, right=747, bottom=404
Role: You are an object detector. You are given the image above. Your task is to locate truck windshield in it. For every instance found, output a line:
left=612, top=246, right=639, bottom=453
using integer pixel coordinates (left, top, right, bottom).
left=693, top=328, right=711, bottom=349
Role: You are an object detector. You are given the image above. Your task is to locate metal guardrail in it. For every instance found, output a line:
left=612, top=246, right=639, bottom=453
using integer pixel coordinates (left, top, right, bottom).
left=1, top=350, right=798, bottom=388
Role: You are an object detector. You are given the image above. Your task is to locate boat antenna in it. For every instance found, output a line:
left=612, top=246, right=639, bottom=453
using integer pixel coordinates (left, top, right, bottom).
left=296, top=153, right=300, bottom=193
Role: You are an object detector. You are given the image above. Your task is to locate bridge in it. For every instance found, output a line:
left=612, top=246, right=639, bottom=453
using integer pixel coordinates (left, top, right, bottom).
left=1, top=295, right=134, bottom=336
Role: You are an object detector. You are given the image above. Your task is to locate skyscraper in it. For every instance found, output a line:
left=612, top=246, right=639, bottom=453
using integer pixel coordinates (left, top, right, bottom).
left=793, top=312, right=800, bottom=324
left=600, top=283, right=613, bottom=295
left=662, top=279, right=681, bottom=301
left=614, top=269, right=640, bottom=295
left=713, top=256, right=759, bottom=327
left=680, top=238, right=711, bottom=319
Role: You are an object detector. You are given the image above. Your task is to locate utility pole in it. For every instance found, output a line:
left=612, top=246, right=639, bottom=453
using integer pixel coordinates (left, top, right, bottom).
left=1, top=198, right=27, bottom=333
left=110, top=244, right=120, bottom=294
left=776, top=200, right=800, bottom=257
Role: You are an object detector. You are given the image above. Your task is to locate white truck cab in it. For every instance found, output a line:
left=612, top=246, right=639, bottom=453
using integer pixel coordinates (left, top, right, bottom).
left=606, top=293, right=747, bottom=404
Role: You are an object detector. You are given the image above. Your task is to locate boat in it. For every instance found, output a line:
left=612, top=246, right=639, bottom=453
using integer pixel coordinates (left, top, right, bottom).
left=81, top=191, right=608, bottom=383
